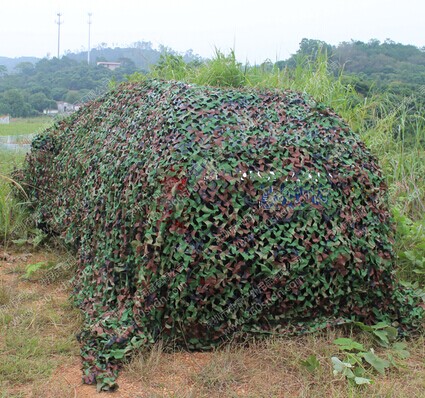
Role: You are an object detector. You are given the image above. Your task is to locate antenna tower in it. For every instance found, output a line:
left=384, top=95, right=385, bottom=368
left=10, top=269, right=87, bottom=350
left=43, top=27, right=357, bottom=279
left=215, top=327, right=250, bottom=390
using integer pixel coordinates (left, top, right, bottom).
left=56, top=13, right=63, bottom=58
left=88, top=13, right=92, bottom=64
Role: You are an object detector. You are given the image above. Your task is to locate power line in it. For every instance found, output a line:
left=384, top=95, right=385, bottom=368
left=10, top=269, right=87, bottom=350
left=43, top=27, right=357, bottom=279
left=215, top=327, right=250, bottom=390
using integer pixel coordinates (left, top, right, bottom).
left=56, top=13, right=63, bottom=59
left=88, top=13, right=92, bottom=64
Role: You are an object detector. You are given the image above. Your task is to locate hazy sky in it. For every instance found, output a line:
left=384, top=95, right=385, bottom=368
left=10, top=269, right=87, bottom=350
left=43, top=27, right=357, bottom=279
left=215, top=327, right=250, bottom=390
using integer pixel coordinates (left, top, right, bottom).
left=1, top=0, right=424, bottom=63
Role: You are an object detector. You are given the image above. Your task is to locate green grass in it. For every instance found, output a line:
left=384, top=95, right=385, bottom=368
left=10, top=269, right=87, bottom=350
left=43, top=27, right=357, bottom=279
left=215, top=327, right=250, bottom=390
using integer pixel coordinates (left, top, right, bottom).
left=0, top=149, right=30, bottom=246
left=358, top=98, right=425, bottom=283
left=0, top=117, right=52, bottom=246
left=0, top=121, right=38, bottom=247
left=0, top=117, right=53, bottom=136
left=0, top=116, right=46, bottom=246
left=0, top=149, right=25, bottom=174
left=0, top=263, right=81, bottom=396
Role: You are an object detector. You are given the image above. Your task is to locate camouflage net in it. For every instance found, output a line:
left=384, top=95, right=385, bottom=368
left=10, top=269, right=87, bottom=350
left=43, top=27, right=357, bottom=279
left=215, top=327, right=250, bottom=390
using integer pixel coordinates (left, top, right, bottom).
left=20, top=79, right=424, bottom=391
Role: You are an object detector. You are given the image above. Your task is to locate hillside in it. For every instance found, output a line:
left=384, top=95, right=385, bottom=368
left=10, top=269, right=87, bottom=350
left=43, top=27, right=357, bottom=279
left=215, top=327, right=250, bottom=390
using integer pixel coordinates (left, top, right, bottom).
left=0, top=43, right=201, bottom=117
left=0, top=56, right=39, bottom=73
left=0, top=57, right=130, bottom=117
left=66, top=41, right=201, bottom=70
left=1, top=38, right=425, bottom=117
left=278, top=38, right=425, bottom=97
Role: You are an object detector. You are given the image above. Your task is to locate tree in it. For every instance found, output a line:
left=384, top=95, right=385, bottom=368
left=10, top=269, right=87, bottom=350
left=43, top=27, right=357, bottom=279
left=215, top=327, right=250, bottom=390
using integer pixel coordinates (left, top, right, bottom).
left=97, top=43, right=108, bottom=51
left=1, top=89, right=32, bottom=117
left=0, top=65, right=7, bottom=77
left=28, top=92, right=53, bottom=113
left=64, top=90, right=81, bottom=104
left=118, top=57, right=136, bottom=68
left=0, top=101, right=9, bottom=115
left=14, top=62, right=35, bottom=76
left=133, top=41, right=153, bottom=51
left=297, top=38, right=334, bottom=59
left=96, top=56, right=108, bottom=63
left=183, top=49, right=202, bottom=64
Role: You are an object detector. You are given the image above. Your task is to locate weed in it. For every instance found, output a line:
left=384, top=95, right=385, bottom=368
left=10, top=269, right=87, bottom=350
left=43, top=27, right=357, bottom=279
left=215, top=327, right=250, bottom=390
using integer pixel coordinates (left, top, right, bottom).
left=20, top=261, right=50, bottom=280
left=124, top=340, right=164, bottom=382
left=0, top=283, right=11, bottom=306
left=0, top=150, right=32, bottom=246
left=331, top=323, right=413, bottom=386
left=300, top=354, right=321, bottom=373
left=393, top=207, right=425, bottom=283
left=193, top=346, right=248, bottom=393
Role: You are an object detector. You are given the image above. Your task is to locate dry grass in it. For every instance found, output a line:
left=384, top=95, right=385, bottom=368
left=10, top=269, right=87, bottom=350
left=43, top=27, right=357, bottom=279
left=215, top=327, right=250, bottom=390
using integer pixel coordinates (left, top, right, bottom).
left=0, top=282, right=12, bottom=305
left=124, top=341, right=165, bottom=383
left=121, top=331, right=425, bottom=398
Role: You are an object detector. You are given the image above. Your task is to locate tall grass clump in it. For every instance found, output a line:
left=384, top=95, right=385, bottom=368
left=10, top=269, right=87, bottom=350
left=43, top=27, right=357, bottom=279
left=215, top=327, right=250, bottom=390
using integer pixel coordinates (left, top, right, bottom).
left=150, top=49, right=247, bottom=88
left=0, top=151, right=30, bottom=246
left=193, top=49, right=247, bottom=88
left=277, top=51, right=363, bottom=124
left=148, top=49, right=364, bottom=128
left=358, top=96, right=425, bottom=283
left=150, top=53, right=191, bottom=82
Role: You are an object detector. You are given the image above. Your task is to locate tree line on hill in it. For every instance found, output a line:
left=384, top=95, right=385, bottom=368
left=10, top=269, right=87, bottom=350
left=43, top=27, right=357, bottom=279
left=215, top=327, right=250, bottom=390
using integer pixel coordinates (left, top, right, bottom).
left=0, top=38, right=424, bottom=118
left=0, top=57, right=138, bottom=117
left=0, top=41, right=201, bottom=118
left=278, top=38, right=425, bottom=98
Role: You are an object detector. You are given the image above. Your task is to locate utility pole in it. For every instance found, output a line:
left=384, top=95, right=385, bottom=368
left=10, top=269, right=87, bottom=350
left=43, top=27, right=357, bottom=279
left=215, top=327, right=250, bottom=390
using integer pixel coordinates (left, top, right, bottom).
left=87, top=13, right=92, bottom=64
left=56, top=13, right=63, bottom=59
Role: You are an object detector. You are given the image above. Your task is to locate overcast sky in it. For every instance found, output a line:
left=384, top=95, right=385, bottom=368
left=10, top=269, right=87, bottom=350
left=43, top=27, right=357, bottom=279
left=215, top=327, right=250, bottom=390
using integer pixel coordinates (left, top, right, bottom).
left=1, top=0, right=424, bottom=63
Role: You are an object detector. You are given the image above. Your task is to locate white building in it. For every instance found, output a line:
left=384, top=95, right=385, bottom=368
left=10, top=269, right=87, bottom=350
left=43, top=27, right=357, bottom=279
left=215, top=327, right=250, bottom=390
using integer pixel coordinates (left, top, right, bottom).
left=97, top=61, right=121, bottom=71
left=43, top=109, right=59, bottom=115
left=43, top=102, right=80, bottom=116
left=57, top=101, right=80, bottom=114
left=0, top=115, right=10, bottom=124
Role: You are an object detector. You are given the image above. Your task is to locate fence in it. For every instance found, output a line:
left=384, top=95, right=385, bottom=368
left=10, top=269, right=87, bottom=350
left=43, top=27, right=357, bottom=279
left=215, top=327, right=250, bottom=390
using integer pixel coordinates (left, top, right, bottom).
left=0, top=134, right=34, bottom=152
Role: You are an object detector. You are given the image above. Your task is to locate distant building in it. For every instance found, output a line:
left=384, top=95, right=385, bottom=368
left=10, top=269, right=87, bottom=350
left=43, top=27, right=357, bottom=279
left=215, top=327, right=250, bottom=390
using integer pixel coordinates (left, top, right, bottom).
left=97, top=61, right=121, bottom=71
left=57, top=101, right=80, bottom=113
left=43, top=109, right=59, bottom=116
left=43, top=102, right=80, bottom=116
left=0, top=115, right=10, bottom=124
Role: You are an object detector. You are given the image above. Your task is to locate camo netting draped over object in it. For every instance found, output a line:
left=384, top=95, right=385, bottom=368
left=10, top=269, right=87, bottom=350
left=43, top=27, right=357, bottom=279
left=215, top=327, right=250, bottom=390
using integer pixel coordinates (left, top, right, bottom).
left=21, top=79, right=424, bottom=390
